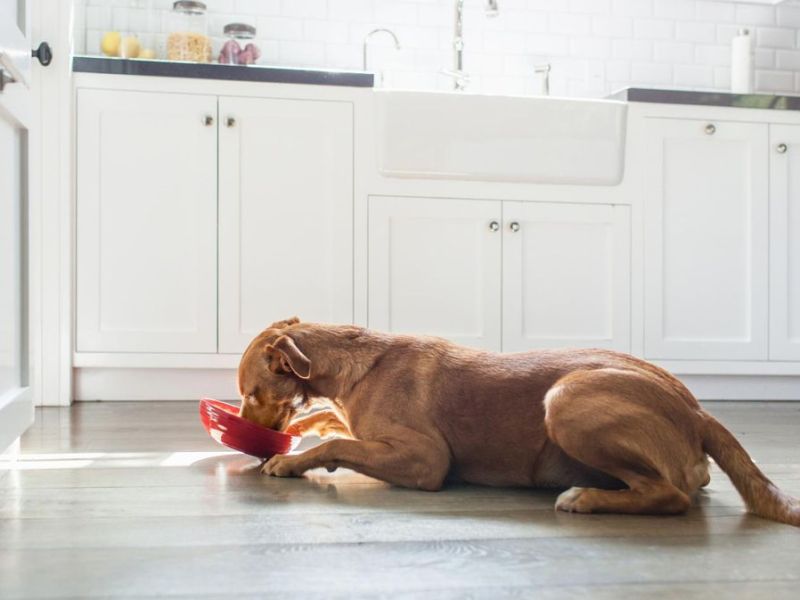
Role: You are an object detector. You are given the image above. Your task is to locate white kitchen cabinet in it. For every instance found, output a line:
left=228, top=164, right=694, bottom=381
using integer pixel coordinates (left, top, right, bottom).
left=76, top=89, right=218, bottom=353
left=770, top=124, right=800, bottom=361
left=368, top=196, right=502, bottom=350
left=217, top=96, right=353, bottom=354
left=502, top=202, right=631, bottom=352
left=643, top=118, right=769, bottom=361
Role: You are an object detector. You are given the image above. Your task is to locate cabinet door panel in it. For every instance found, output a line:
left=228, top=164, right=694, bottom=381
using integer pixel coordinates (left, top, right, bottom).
left=502, top=202, right=631, bottom=352
left=218, top=97, right=353, bottom=354
left=368, top=196, right=501, bottom=350
left=643, top=118, right=768, bottom=360
left=76, top=89, right=218, bottom=353
left=770, top=124, right=800, bottom=360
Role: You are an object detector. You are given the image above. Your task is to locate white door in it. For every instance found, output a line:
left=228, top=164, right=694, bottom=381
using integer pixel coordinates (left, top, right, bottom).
left=218, top=96, right=353, bottom=354
left=368, top=196, right=502, bottom=350
left=769, top=125, right=800, bottom=361
left=502, top=202, right=631, bottom=352
left=643, top=118, right=769, bottom=360
left=0, top=0, right=34, bottom=450
left=76, top=89, right=218, bottom=353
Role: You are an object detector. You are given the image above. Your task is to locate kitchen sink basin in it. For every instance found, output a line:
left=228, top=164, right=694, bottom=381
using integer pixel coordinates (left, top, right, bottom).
left=374, top=90, right=628, bottom=185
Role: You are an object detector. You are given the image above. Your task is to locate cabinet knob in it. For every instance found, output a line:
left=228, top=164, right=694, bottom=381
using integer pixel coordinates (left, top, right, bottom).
left=203, top=115, right=214, bottom=126
left=704, top=123, right=716, bottom=136
left=777, top=143, right=788, bottom=154
left=226, top=116, right=236, bottom=127
left=488, top=221, right=499, bottom=232
left=509, top=221, right=520, bottom=233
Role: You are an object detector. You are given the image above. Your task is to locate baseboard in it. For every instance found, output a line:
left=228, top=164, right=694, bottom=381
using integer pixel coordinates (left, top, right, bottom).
left=678, top=375, right=800, bottom=401
left=74, top=368, right=239, bottom=401
left=73, top=368, right=800, bottom=402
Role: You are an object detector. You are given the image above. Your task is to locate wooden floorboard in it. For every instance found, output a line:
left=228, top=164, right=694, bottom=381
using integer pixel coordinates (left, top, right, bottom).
left=1, top=401, right=799, bottom=599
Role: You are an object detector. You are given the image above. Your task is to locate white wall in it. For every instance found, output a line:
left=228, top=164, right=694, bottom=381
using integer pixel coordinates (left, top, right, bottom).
left=76, top=0, right=800, bottom=97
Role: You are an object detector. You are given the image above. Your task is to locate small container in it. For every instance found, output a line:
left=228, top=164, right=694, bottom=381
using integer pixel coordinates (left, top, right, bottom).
left=219, top=22, right=261, bottom=65
left=731, top=28, right=753, bottom=94
left=166, top=0, right=211, bottom=62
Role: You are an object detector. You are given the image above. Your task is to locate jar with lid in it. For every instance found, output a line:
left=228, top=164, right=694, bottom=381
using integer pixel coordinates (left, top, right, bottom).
left=218, top=23, right=261, bottom=65
left=166, top=0, right=211, bottom=63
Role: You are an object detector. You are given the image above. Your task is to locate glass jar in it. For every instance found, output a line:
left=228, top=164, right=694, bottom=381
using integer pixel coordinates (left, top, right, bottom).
left=218, top=23, right=261, bottom=65
left=166, top=0, right=210, bottom=63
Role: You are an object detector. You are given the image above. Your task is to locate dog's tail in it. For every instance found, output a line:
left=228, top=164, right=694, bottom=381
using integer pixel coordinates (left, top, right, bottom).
left=702, top=412, right=799, bottom=526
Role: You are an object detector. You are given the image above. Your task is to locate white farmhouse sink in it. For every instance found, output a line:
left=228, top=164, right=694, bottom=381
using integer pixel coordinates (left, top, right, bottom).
left=374, top=90, right=628, bottom=185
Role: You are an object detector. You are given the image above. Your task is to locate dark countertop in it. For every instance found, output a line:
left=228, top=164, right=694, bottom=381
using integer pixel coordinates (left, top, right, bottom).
left=72, top=55, right=374, bottom=88
left=611, top=87, right=800, bottom=111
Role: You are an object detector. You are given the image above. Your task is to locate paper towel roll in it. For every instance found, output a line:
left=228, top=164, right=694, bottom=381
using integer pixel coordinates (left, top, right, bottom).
left=731, top=29, right=753, bottom=94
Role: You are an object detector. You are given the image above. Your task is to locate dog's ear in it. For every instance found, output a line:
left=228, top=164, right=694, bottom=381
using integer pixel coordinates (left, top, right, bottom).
left=264, top=335, right=311, bottom=380
left=268, top=316, right=300, bottom=330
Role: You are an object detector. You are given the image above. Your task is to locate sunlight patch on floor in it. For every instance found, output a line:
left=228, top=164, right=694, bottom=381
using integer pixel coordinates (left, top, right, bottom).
left=0, top=451, right=235, bottom=471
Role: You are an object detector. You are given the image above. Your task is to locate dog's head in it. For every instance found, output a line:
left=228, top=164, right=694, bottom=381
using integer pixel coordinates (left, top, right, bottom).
left=237, top=317, right=312, bottom=431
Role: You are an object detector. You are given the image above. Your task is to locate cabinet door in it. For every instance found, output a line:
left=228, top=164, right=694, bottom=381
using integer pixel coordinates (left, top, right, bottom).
left=643, top=118, right=769, bottom=360
left=368, top=196, right=502, bottom=350
left=770, top=125, right=800, bottom=360
left=76, top=90, right=218, bottom=353
left=502, top=202, right=631, bottom=352
left=218, top=97, right=353, bottom=354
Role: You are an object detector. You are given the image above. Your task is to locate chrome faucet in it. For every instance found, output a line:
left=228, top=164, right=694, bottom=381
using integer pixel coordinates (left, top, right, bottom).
left=362, top=28, right=401, bottom=75
left=445, top=0, right=499, bottom=91
left=534, top=63, right=552, bottom=96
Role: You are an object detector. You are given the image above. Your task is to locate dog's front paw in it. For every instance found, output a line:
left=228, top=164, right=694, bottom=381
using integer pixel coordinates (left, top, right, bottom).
left=261, top=454, right=305, bottom=478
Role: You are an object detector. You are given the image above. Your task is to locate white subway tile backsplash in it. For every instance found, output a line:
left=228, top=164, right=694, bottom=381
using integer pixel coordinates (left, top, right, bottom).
left=568, top=0, right=611, bottom=15
left=654, top=41, right=693, bottom=64
left=757, top=27, right=796, bottom=49
left=235, top=0, right=280, bottom=17
left=633, top=19, right=674, bottom=40
left=374, top=1, right=418, bottom=26
left=756, top=69, right=795, bottom=92
left=77, top=0, right=800, bottom=97
left=591, top=15, right=633, bottom=38
left=280, top=0, right=327, bottom=19
left=612, top=0, right=653, bottom=19
left=694, top=44, right=729, bottom=67
left=653, top=0, right=694, bottom=21
left=755, top=48, right=776, bottom=69
left=675, top=21, right=716, bottom=43
left=713, top=65, right=730, bottom=88
left=612, top=38, right=653, bottom=60
left=605, top=58, right=631, bottom=81
left=776, top=49, right=800, bottom=70
left=548, top=12, right=591, bottom=35
left=778, top=6, right=800, bottom=28
left=674, top=64, right=713, bottom=87
left=256, top=16, right=303, bottom=41
left=695, top=2, right=734, bottom=24
left=569, top=36, right=612, bottom=59
left=736, top=5, right=776, bottom=27
left=525, top=33, right=570, bottom=56
left=304, top=19, right=348, bottom=44
left=631, top=61, right=672, bottom=83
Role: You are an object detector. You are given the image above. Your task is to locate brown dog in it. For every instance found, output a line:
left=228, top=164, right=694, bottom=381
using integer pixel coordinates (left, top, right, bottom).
left=237, top=317, right=799, bottom=526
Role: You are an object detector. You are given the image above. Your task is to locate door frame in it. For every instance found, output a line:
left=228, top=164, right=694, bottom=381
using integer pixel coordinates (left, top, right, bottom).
left=27, top=0, right=74, bottom=406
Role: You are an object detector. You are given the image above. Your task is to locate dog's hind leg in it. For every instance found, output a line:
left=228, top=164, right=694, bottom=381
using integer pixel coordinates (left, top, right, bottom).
left=543, top=368, right=708, bottom=516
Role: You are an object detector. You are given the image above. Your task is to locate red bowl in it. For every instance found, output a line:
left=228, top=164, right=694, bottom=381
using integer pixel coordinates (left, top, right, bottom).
left=199, top=398, right=301, bottom=459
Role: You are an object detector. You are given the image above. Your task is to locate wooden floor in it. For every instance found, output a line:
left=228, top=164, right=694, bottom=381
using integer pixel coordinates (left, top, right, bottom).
left=1, top=402, right=799, bottom=599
